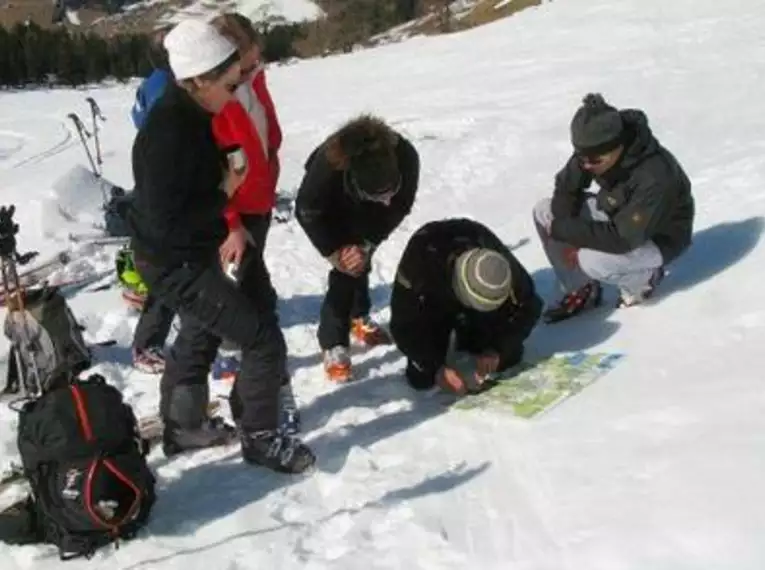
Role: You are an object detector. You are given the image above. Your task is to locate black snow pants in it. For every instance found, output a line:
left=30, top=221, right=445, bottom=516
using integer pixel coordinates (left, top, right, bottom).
left=133, top=213, right=285, bottom=432
left=317, top=267, right=371, bottom=350
left=132, top=293, right=175, bottom=353
left=132, top=213, right=278, bottom=354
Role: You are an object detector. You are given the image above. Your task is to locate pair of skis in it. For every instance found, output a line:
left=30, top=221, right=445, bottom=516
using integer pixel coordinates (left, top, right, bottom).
left=67, top=97, right=108, bottom=204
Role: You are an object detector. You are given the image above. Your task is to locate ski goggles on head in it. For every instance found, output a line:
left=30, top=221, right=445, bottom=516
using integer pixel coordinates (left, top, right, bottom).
left=345, top=170, right=401, bottom=204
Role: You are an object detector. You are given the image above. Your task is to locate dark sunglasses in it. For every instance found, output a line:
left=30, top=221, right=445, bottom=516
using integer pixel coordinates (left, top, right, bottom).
left=348, top=172, right=401, bottom=204
left=576, top=151, right=608, bottom=166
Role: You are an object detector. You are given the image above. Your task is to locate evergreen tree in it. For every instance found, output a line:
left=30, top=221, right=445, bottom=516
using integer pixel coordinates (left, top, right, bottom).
left=0, top=26, right=10, bottom=86
left=55, top=30, right=77, bottom=87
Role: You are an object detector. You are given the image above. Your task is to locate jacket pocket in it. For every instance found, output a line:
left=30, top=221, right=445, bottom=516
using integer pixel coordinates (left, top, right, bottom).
left=597, top=184, right=630, bottom=215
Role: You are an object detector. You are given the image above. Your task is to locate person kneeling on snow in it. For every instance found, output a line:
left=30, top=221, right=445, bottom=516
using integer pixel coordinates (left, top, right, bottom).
left=295, top=114, right=420, bottom=382
left=533, top=93, right=695, bottom=323
left=389, top=218, right=543, bottom=394
left=126, top=19, right=314, bottom=474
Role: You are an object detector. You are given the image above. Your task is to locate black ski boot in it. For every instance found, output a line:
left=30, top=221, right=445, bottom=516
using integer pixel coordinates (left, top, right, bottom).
left=162, top=416, right=237, bottom=457
left=279, top=382, right=301, bottom=435
left=543, top=280, right=603, bottom=324
left=241, top=430, right=315, bottom=474
left=162, top=384, right=237, bottom=456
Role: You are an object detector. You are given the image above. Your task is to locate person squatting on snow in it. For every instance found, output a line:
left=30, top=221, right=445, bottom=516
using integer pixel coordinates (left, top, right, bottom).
left=210, top=11, right=299, bottom=433
left=295, top=115, right=420, bottom=382
left=389, top=218, right=543, bottom=393
left=126, top=19, right=315, bottom=473
left=533, top=93, right=695, bottom=323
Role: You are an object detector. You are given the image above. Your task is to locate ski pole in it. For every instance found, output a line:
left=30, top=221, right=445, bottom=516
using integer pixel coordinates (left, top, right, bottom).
left=0, top=206, right=44, bottom=399
left=85, top=97, right=105, bottom=177
left=67, top=113, right=98, bottom=177
left=67, top=113, right=107, bottom=205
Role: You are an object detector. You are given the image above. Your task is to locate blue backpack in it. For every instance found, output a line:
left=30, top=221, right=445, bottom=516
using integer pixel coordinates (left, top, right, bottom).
left=131, top=69, right=172, bottom=130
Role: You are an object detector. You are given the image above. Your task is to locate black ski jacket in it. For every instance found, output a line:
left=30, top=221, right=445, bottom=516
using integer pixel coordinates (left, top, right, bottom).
left=127, top=82, right=228, bottom=268
left=390, top=218, right=542, bottom=378
left=550, top=109, right=694, bottom=263
left=294, top=135, right=420, bottom=257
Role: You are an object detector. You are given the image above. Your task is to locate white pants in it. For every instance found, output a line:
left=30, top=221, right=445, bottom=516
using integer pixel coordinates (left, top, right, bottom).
left=532, top=197, right=663, bottom=296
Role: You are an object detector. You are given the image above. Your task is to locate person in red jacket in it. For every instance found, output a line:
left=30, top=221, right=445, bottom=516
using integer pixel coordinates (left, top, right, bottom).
left=210, top=12, right=298, bottom=434
left=212, top=13, right=281, bottom=273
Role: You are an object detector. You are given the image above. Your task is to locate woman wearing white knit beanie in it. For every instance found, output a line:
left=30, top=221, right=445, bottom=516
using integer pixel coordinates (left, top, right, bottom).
left=126, top=18, right=316, bottom=475
left=163, top=19, right=241, bottom=114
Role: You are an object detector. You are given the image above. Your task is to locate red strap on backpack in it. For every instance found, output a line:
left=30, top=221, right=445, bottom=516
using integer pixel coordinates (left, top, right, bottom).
left=69, top=385, right=142, bottom=532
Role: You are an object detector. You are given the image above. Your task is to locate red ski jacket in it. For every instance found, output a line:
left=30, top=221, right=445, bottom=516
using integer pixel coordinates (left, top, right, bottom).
left=212, top=69, right=283, bottom=230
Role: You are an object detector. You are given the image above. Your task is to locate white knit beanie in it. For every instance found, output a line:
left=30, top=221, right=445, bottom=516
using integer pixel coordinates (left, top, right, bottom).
left=163, top=19, right=237, bottom=80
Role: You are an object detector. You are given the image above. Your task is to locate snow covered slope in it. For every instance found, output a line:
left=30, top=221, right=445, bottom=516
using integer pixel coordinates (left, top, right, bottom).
left=164, top=0, right=323, bottom=24
left=1, top=0, right=765, bottom=568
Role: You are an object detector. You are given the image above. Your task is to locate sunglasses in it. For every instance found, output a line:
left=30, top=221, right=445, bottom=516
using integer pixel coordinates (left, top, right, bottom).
left=575, top=151, right=608, bottom=166
left=347, top=171, right=401, bottom=204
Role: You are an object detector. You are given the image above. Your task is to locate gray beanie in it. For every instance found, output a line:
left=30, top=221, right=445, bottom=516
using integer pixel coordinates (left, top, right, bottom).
left=570, top=93, right=624, bottom=155
left=452, top=248, right=512, bottom=312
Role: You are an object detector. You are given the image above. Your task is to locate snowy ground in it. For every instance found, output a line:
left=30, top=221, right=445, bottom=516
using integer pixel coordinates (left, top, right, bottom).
left=2, top=0, right=765, bottom=567
left=163, top=0, right=323, bottom=24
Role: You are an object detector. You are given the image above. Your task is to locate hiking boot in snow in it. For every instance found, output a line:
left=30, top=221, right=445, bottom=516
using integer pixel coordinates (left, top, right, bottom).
left=279, top=383, right=301, bottom=435
left=324, top=345, right=352, bottom=383
left=351, top=316, right=392, bottom=347
left=133, top=346, right=165, bottom=374
left=121, top=289, right=146, bottom=312
left=162, top=416, right=237, bottom=457
left=212, top=350, right=241, bottom=382
left=543, top=281, right=603, bottom=324
left=241, top=430, right=316, bottom=474
left=616, top=267, right=666, bottom=308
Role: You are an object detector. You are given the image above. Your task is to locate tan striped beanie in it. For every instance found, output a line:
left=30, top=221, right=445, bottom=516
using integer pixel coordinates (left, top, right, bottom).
left=452, top=248, right=512, bottom=312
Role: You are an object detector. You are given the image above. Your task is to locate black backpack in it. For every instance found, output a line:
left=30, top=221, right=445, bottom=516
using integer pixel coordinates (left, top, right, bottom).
left=14, top=374, right=155, bottom=560
left=103, top=187, right=132, bottom=238
left=3, top=285, right=92, bottom=398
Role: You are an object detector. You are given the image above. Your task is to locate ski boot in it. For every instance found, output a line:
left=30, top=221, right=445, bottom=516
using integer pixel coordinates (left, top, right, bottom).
left=162, top=416, right=237, bottom=457
left=212, top=350, right=241, bottom=382
left=279, top=382, right=301, bottom=435
left=543, top=280, right=603, bottom=324
left=324, top=345, right=352, bottom=383
left=132, top=346, right=165, bottom=374
left=240, top=430, right=315, bottom=474
left=351, top=316, right=392, bottom=347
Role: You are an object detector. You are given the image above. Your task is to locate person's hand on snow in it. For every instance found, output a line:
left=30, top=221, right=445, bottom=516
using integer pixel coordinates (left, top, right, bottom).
left=220, top=226, right=248, bottom=267
left=475, top=352, right=500, bottom=381
left=327, top=245, right=366, bottom=277
left=436, top=366, right=468, bottom=396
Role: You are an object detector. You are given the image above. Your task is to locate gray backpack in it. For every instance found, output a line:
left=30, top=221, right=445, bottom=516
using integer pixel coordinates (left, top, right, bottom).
left=3, top=286, right=92, bottom=398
